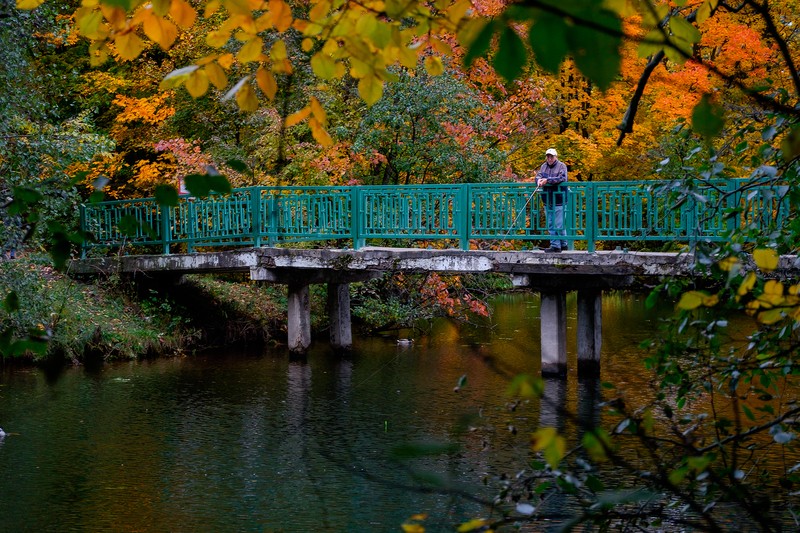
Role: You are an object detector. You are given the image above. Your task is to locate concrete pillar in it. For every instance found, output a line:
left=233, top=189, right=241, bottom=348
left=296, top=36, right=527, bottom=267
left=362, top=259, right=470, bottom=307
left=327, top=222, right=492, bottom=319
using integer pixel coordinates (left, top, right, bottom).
left=540, top=291, right=567, bottom=376
left=328, top=282, right=352, bottom=351
left=287, top=282, right=311, bottom=354
left=577, top=290, right=602, bottom=375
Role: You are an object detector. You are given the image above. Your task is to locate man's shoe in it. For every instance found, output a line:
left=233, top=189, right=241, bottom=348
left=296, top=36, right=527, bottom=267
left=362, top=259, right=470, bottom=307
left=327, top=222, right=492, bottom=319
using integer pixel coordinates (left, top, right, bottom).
left=543, top=246, right=561, bottom=253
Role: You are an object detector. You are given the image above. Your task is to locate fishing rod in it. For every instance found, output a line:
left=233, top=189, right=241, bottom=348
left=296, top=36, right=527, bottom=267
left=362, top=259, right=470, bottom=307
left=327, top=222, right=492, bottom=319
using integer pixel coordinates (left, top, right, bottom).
left=503, top=185, right=540, bottom=238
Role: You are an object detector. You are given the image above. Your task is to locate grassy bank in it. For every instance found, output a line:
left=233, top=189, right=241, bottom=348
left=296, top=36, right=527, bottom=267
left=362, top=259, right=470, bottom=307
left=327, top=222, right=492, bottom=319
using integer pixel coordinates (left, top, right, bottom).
left=1, top=255, right=510, bottom=365
left=0, top=256, right=292, bottom=364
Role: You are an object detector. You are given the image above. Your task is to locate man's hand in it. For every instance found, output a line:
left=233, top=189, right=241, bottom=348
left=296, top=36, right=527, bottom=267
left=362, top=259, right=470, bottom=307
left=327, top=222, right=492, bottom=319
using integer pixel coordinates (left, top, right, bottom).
left=537, top=178, right=548, bottom=187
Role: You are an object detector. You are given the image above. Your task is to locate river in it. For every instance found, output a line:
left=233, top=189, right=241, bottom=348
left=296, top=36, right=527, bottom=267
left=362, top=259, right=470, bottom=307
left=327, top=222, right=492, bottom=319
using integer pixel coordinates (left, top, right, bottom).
left=0, top=291, right=712, bottom=532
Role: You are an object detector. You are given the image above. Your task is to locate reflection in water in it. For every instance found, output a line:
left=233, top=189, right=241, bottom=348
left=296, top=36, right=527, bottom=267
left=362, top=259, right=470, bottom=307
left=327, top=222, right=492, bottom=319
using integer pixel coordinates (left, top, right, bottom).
left=0, top=291, right=778, bottom=531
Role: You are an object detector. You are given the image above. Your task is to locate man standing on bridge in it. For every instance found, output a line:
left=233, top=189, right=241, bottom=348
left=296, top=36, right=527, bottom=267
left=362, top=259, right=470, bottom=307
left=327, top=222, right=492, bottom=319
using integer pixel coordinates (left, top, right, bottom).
left=536, top=148, right=568, bottom=253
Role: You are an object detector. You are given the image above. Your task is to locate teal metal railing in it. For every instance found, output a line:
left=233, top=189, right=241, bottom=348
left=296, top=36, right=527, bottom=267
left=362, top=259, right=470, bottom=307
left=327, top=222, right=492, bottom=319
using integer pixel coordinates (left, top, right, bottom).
left=80, top=180, right=791, bottom=255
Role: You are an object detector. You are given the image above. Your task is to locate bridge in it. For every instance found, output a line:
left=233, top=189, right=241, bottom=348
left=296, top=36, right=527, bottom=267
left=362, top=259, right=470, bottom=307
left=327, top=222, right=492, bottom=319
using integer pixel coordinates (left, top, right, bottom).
left=73, top=180, right=795, bottom=375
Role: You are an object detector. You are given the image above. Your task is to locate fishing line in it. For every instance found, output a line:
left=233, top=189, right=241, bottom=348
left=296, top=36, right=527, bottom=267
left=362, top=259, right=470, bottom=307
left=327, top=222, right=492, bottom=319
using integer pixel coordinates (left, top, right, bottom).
left=501, top=186, right=540, bottom=241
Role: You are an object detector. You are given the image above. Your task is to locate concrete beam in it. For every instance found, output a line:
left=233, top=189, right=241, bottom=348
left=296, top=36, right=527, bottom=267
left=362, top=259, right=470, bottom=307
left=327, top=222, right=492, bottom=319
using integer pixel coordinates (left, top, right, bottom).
left=287, top=283, right=311, bottom=354
left=540, top=291, right=567, bottom=377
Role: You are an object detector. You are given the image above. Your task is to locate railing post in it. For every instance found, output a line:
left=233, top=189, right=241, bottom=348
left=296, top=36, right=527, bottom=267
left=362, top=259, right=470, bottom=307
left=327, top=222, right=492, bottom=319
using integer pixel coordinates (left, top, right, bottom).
left=160, top=203, right=171, bottom=255
left=186, top=200, right=195, bottom=253
left=726, top=179, right=738, bottom=237
left=459, top=183, right=470, bottom=250
left=586, top=183, right=596, bottom=253
left=79, top=204, right=87, bottom=258
left=351, top=186, right=364, bottom=249
left=251, top=187, right=262, bottom=247
left=267, top=194, right=277, bottom=247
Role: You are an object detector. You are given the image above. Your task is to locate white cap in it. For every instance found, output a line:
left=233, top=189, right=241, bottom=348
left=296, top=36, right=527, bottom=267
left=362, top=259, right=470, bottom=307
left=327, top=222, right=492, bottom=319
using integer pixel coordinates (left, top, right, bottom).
left=545, top=148, right=557, bottom=156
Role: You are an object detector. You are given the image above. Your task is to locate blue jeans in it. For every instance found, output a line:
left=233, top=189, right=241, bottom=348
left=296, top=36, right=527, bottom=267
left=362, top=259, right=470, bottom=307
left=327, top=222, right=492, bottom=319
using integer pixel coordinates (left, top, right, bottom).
left=545, top=203, right=567, bottom=249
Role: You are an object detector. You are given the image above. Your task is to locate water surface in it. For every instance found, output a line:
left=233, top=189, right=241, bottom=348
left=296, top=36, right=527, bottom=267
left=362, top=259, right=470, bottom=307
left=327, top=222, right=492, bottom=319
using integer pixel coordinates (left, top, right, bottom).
left=0, top=292, right=675, bottom=532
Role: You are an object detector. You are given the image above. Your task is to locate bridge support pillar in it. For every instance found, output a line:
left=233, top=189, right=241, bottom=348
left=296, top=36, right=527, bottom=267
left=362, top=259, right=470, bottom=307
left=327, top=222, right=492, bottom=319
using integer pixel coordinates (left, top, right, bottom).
left=540, top=291, right=567, bottom=376
left=577, top=290, right=602, bottom=375
left=287, top=282, right=311, bottom=354
left=328, top=283, right=352, bottom=351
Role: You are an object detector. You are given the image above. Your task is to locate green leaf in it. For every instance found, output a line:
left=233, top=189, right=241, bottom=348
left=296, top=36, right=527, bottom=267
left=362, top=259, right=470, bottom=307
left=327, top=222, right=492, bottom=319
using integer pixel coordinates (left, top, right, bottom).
left=3, top=291, right=20, bottom=313
left=463, top=20, right=496, bottom=68
left=567, top=10, right=622, bottom=91
left=155, top=184, right=180, bottom=207
left=10, top=338, right=49, bottom=356
left=529, top=14, right=568, bottom=74
left=208, top=174, right=233, bottom=194
left=692, top=95, right=725, bottom=138
left=493, top=26, right=527, bottom=81
left=226, top=159, right=250, bottom=173
left=118, top=215, right=141, bottom=237
left=49, top=228, right=72, bottom=270
left=89, top=191, right=106, bottom=204
left=184, top=174, right=211, bottom=197
left=781, top=126, right=800, bottom=162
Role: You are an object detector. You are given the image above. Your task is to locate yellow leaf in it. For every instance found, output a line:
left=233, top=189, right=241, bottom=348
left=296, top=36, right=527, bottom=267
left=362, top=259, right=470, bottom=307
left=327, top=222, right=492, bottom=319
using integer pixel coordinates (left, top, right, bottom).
left=237, top=36, right=264, bottom=63
left=169, top=0, right=197, bottom=28
left=285, top=105, right=311, bottom=127
left=758, top=308, right=784, bottom=325
left=235, top=82, right=259, bottom=111
left=88, top=41, right=110, bottom=66
left=195, top=53, right=219, bottom=66
left=310, top=52, right=337, bottom=80
left=143, top=13, right=178, bottom=49
left=151, top=0, right=171, bottom=16
left=737, top=271, right=757, bottom=298
left=185, top=69, right=209, bottom=97
left=204, top=0, right=221, bottom=17
left=115, top=32, right=146, bottom=61
left=301, top=38, right=314, bottom=52
left=256, top=67, right=277, bottom=100
left=270, top=39, right=288, bottom=60
left=225, top=0, right=252, bottom=17
left=753, top=248, right=779, bottom=272
left=358, top=75, right=383, bottom=106
left=702, top=293, right=719, bottom=307
left=76, top=7, right=104, bottom=38
left=677, top=291, right=704, bottom=310
left=456, top=519, right=489, bottom=533
left=310, top=96, right=326, bottom=125
left=100, top=5, right=126, bottom=29
left=160, top=65, right=198, bottom=89
left=218, top=53, right=235, bottom=69
left=207, top=30, right=232, bottom=48
left=424, top=55, right=444, bottom=76
left=269, top=0, right=293, bottom=32
left=16, top=0, right=45, bottom=9
left=398, top=45, right=418, bottom=69
left=309, top=117, right=333, bottom=147
left=205, top=63, right=228, bottom=90
left=401, top=525, right=425, bottom=533
left=718, top=256, right=739, bottom=272
left=309, top=0, right=330, bottom=21
left=430, top=37, right=452, bottom=56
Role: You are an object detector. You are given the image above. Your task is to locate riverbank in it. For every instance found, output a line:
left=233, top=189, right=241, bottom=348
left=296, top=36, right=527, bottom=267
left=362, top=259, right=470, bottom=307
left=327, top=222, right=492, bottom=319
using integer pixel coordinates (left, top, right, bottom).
left=0, top=255, right=289, bottom=364
left=1, top=255, right=508, bottom=364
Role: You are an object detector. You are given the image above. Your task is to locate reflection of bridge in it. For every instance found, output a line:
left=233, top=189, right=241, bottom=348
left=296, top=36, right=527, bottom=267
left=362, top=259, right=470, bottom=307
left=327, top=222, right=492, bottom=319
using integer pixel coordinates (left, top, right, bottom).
left=74, top=180, right=795, bottom=373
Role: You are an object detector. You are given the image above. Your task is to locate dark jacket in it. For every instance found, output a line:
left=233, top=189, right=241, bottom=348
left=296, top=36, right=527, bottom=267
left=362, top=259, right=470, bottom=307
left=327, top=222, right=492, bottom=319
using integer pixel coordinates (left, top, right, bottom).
left=537, top=159, right=568, bottom=206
